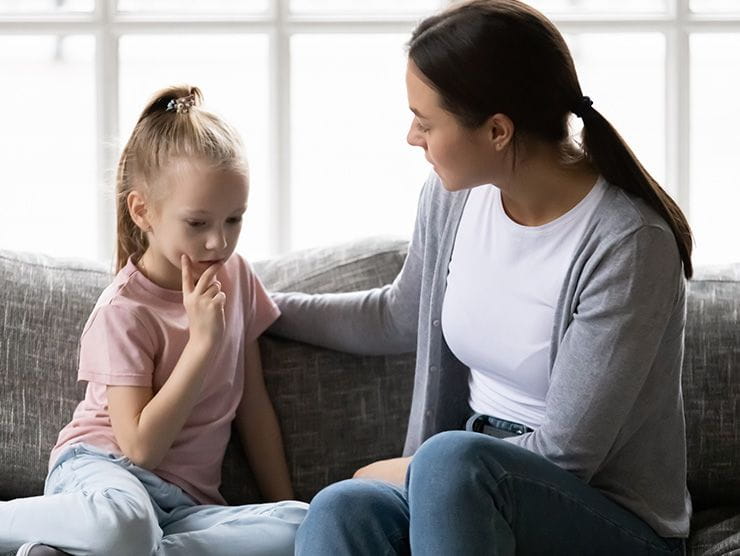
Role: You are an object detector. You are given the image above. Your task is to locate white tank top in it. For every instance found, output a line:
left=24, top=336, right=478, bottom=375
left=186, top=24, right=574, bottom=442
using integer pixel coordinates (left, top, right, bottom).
left=442, top=177, right=607, bottom=429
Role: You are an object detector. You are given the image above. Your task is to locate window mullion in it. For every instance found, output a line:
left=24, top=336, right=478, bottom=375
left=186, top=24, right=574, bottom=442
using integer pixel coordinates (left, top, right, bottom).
left=667, top=0, right=691, bottom=221
left=271, top=0, right=291, bottom=254
left=95, top=0, right=119, bottom=266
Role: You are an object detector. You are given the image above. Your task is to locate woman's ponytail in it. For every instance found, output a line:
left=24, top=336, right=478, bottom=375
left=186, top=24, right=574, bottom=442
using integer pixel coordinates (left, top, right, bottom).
left=408, top=0, right=693, bottom=279
left=578, top=105, right=693, bottom=278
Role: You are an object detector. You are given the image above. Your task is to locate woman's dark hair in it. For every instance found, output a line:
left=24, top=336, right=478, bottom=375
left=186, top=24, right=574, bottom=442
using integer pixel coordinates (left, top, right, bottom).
left=408, top=0, right=693, bottom=278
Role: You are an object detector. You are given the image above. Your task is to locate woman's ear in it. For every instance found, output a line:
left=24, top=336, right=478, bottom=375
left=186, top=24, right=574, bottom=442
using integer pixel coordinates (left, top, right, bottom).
left=127, top=190, right=151, bottom=232
left=486, top=113, right=515, bottom=152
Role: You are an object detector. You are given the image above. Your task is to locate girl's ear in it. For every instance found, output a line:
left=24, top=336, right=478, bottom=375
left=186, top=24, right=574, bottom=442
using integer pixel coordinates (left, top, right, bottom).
left=127, top=190, right=151, bottom=232
left=485, top=113, right=515, bottom=152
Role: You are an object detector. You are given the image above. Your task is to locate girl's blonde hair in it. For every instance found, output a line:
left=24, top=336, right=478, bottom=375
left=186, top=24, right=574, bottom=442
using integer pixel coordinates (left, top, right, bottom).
left=115, top=84, right=247, bottom=272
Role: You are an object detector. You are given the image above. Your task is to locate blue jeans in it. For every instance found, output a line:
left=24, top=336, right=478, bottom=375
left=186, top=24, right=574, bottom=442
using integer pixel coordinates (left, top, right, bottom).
left=0, top=444, right=308, bottom=556
left=296, top=431, right=686, bottom=556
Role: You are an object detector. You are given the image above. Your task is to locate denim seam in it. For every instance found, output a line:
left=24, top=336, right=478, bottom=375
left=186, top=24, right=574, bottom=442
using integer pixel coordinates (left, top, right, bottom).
left=497, top=471, right=677, bottom=554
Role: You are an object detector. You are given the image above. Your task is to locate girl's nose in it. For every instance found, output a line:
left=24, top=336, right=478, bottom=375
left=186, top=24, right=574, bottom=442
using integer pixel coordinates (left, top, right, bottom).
left=205, top=228, right=227, bottom=251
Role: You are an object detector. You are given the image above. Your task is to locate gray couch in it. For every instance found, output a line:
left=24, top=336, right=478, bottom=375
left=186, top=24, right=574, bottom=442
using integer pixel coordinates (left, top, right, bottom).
left=1, top=237, right=739, bottom=555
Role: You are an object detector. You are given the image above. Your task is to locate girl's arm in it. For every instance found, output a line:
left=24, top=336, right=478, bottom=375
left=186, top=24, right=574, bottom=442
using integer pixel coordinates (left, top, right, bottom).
left=107, top=257, right=225, bottom=470
left=234, top=339, right=294, bottom=502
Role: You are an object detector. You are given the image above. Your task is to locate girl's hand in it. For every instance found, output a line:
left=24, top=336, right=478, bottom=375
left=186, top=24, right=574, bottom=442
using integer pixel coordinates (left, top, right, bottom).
left=353, top=456, right=412, bottom=486
left=181, top=254, right=226, bottom=347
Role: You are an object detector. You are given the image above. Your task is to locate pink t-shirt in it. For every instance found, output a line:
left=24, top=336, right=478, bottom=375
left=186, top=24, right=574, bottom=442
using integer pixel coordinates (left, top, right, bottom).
left=49, top=254, right=280, bottom=505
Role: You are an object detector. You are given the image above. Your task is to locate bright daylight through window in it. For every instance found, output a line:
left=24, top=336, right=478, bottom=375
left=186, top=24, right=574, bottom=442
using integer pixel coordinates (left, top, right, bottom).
left=0, top=0, right=738, bottom=266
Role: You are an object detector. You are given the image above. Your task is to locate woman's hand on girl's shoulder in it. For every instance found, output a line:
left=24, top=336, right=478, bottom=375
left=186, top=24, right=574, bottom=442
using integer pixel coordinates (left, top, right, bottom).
left=181, top=254, right=226, bottom=349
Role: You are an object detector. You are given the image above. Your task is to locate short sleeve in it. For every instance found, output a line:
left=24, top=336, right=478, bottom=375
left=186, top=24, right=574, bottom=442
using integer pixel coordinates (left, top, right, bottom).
left=242, top=262, right=281, bottom=345
left=78, top=303, right=156, bottom=387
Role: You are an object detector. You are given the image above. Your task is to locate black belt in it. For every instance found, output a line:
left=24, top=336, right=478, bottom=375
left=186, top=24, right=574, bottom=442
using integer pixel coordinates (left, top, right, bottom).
left=465, top=412, right=534, bottom=439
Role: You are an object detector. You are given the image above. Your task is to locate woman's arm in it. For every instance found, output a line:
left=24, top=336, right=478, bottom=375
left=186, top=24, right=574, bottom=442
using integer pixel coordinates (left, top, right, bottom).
left=107, top=257, right=225, bottom=470
left=268, top=175, right=437, bottom=356
left=234, top=339, right=294, bottom=501
left=506, top=225, right=684, bottom=481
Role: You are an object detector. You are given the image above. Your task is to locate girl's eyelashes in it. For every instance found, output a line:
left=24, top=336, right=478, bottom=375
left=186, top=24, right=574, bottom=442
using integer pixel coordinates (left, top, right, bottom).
left=185, top=216, right=243, bottom=228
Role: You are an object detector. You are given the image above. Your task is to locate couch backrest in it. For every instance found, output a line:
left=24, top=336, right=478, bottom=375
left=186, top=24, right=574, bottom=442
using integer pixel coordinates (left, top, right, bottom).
left=683, top=264, right=740, bottom=510
left=0, top=239, right=414, bottom=504
left=0, top=250, right=110, bottom=500
left=1, top=244, right=739, bottom=509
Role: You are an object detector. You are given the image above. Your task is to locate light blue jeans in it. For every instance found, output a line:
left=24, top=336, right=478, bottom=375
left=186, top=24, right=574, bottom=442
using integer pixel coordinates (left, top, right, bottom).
left=296, top=431, right=686, bottom=556
left=0, top=444, right=308, bottom=556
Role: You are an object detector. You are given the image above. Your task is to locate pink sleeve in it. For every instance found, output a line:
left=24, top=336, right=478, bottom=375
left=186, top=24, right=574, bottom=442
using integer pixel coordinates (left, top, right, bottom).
left=78, top=303, right=156, bottom=387
left=243, top=262, right=281, bottom=345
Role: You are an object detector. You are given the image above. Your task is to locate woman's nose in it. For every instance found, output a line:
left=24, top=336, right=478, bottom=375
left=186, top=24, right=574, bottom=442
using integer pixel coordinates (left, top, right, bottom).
left=407, top=123, right=424, bottom=148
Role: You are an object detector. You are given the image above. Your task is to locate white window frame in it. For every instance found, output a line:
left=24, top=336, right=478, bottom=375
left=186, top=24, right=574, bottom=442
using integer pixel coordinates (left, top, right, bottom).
left=1, top=0, right=738, bottom=262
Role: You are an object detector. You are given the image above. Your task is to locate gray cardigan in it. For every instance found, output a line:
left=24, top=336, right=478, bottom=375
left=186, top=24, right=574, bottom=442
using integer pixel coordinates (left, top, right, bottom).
left=270, top=173, right=691, bottom=538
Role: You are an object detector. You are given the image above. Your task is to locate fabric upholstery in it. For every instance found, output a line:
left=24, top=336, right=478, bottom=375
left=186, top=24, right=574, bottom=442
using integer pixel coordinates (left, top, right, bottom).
left=683, top=264, right=740, bottom=511
left=1, top=240, right=739, bottom=555
left=0, top=238, right=414, bottom=505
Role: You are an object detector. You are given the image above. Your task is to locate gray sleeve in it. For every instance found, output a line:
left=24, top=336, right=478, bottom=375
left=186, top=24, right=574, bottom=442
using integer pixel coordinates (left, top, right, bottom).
left=267, top=178, right=432, bottom=356
left=505, top=225, right=683, bottom=481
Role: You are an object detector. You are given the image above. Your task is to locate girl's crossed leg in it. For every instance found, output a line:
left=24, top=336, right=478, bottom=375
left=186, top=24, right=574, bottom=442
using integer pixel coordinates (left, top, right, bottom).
left=0, top=445, right=307, bottom=556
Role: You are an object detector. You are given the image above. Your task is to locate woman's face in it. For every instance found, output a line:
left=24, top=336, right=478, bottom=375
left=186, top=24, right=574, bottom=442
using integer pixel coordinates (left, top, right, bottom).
left=405, top=60, right=501, bottom=191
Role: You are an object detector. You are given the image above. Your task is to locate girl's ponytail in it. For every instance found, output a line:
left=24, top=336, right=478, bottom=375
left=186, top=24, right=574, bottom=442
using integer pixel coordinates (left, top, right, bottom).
left=578, top=103, right=693, bottom=278
left=115, top=144, right=147, bottom=272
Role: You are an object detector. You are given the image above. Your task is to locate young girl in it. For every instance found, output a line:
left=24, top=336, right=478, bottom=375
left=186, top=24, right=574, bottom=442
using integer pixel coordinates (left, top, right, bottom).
left=0, top=85, right=307, bottom=556
left=270, top=1, right=692, bottom=554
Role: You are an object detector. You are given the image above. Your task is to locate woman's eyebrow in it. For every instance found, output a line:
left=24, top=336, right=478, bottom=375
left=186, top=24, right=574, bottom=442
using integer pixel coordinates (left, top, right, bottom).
left=410, top=107, right=429, bottom=120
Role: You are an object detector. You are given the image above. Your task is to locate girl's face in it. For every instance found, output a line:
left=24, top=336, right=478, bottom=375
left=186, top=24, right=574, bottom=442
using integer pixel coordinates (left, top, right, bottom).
left=405, top=60, right=502, bottom=191
left=137, top=160, right=248, bottom=290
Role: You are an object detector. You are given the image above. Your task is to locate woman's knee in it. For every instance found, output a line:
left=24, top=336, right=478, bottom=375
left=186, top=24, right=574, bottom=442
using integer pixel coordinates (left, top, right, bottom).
left=297, top=479, right=409, bottom=555
left=408, top=431, right=509, bottom=495
left=304, top=479, right=394, bottom=525
left=412, top=431, right=491, bottom=469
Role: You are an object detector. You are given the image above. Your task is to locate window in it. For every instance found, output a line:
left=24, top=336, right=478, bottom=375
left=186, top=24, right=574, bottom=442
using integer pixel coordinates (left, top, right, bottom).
left=0, top=0, right=737, bottom=266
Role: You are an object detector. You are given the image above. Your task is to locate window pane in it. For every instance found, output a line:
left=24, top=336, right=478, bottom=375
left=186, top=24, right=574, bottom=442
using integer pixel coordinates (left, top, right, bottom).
left=290, top=0, right=441, bottom=15
left=691, top=34, right=740, bottom=265
left=0, top=0, right=92, bottom=13
left=117, top=0, right=267, bottom=15
left=527, top=0, right=666, bottom=14
left=0, top=35, right=96, bottom=259
left=566, top=33, right=666, bottom=189
left=691, top=0, right=740, bottom=13
left=119, top=35, right=271, bottom=261
left=291, top=34, right=429, bottom=250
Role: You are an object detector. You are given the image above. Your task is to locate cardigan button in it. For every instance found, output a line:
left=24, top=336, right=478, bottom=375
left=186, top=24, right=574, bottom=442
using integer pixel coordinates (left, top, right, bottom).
left=432, top=319, right=440, bottom=327
left=429, top=366, right=438, bottom=373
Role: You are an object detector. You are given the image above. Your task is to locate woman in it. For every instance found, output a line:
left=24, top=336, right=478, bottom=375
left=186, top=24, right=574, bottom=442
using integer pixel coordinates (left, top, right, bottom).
left=271, top=0, right=692, bottom=553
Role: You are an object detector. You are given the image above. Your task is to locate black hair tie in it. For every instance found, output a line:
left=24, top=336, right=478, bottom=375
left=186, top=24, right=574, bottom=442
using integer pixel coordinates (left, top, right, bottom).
left=572, top=96, right=594, bottom=118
